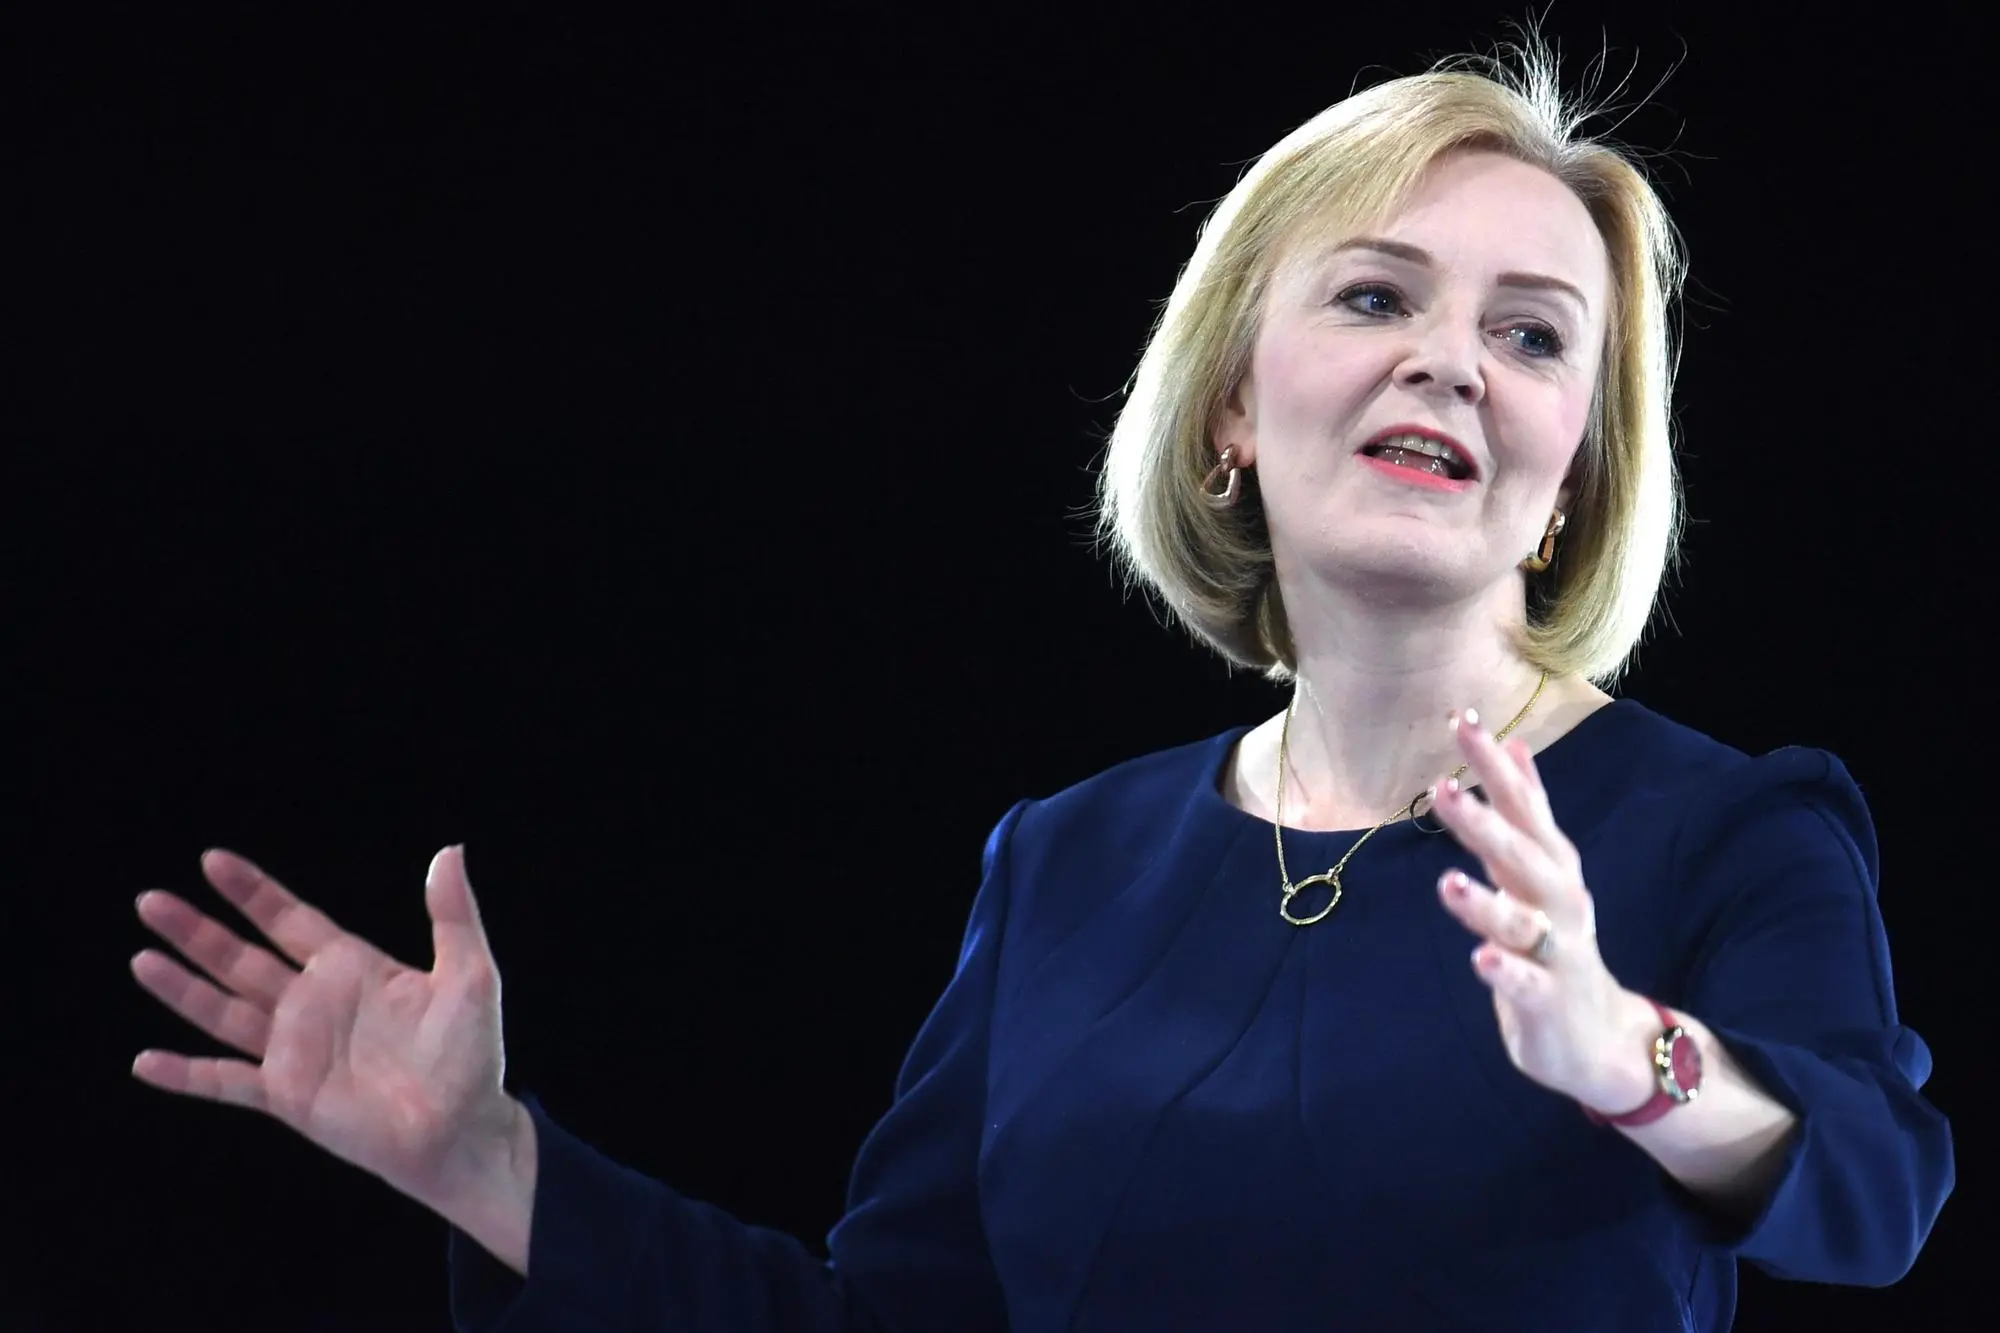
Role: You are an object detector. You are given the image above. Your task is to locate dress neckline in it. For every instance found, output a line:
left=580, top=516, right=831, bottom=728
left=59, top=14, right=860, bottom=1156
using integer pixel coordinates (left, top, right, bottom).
left=1197, top=696, right=1639, bottom=839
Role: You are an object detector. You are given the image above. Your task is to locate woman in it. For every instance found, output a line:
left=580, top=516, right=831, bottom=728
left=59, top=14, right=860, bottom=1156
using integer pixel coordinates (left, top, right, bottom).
left=129, top=49, right=1952, bottom=1332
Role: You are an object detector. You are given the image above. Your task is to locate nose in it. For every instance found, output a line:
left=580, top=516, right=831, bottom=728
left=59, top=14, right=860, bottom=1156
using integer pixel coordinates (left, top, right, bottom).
left=1394, top=318, right=1485, bottom=406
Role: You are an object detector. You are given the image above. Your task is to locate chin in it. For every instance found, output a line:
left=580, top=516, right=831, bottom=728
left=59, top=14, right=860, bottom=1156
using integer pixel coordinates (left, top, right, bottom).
left=1317, top=544, right=1469, bottom=599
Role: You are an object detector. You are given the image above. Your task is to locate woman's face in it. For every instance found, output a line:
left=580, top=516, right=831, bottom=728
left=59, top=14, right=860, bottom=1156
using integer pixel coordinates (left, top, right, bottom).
left=1217, top=149, right=1611, bottom=605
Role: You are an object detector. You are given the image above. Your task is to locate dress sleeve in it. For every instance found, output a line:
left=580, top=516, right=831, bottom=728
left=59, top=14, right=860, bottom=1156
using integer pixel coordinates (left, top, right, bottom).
left=1667, top=748, right=1954, bottom=1286
left=447, top=801, right=1027, bottom=1333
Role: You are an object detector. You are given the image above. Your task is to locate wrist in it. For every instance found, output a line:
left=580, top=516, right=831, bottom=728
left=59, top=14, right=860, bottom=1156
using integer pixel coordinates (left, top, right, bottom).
left=1580, top=990, right=1669, bottom=1118
left=429, top=1096, right=540, bottom=1277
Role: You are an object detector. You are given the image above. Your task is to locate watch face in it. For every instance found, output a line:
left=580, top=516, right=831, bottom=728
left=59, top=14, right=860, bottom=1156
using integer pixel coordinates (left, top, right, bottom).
left=1669, top=1030, right=1702, bottom=1097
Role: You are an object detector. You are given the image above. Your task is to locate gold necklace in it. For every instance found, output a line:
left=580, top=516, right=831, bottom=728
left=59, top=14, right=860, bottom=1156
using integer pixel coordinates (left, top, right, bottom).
left=1274, top=669, right=1549, bottom=926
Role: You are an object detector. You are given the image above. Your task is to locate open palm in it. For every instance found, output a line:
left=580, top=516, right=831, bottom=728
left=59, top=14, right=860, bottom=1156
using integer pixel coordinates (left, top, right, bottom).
left=130, top=845, right=516, bottom=1209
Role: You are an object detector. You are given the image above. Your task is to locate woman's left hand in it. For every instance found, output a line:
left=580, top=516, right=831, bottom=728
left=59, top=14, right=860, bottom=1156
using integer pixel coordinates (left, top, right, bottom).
left=1430, top=708, right=1659, bottom=1116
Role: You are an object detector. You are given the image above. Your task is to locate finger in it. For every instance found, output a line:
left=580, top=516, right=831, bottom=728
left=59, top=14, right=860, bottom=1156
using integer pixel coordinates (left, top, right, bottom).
left=1433, top=776, right=1563, bottom=908
left=130, top=948, right=274, bottom=1059
left=135, top=889, right=297, bottom=1010
left=199, top=849, right=352, bottom=969
left=1472, top=942, right=1555, bottom=1007
left=1501, top=734, right=1568, bottom=847
left=131, top=1049, right=268, bottom=1112
left=1485, top=733, right=1588, bottom=910
left=1437, top=870, right=1554, bottom=959
left=1449, top=710, right=1545, bottom=838
left=426, top=845, right=496, bottom=980
left=1506, top=734, right=1542, bottom=787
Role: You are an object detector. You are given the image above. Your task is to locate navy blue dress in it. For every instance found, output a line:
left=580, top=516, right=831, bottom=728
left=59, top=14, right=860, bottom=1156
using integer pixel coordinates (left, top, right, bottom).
left=449, top=699, right=1953, bottom=1331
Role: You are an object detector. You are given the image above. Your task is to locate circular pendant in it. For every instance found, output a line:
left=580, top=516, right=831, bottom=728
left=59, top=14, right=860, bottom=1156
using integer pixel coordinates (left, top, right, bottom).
left=1409, top=786, right=1447, bottom=835
left=1280, top=871, right=1343, bottom=926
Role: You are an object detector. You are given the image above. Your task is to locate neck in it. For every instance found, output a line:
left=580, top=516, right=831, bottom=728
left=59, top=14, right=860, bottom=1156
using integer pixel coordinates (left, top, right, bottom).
left=1278, top=584, right=1557, bottom=828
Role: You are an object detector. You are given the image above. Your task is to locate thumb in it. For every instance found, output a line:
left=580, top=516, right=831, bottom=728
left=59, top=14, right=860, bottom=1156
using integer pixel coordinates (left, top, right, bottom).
left=425, top=844, right=495, bottom=977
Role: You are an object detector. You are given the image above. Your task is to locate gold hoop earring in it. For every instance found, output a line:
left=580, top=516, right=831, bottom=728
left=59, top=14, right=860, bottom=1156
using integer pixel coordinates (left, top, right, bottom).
left=1202, top=445, right=1242, bottom=509
left=1521, top=509, right=1567, bottom=573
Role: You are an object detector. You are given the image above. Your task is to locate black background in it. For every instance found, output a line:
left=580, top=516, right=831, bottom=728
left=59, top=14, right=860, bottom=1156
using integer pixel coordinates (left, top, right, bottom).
left=7, top=4, right=1987, bottom=1329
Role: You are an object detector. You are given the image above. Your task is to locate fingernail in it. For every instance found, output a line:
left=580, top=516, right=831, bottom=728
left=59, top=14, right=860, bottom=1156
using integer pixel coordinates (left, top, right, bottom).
left=1462, top=707, right=1481, bottom=731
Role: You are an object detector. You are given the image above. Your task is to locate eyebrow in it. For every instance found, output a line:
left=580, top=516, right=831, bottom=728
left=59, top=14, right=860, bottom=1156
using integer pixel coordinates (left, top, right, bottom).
left=1330, top=237, right=1591, bottom=314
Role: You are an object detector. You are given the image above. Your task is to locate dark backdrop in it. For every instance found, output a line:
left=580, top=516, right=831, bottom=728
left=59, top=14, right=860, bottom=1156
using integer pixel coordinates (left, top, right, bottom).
left=7, top=5, right=1986, bottom=1330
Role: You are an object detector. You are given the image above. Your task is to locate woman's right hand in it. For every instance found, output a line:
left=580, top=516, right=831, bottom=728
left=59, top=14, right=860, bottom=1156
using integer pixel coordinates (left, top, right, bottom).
left=131, top=845, right=536, bottom=1258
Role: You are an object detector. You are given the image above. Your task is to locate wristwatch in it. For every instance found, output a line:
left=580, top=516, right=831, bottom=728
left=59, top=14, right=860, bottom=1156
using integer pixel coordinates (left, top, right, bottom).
left=1584, top=998, right=1702, bottom=1128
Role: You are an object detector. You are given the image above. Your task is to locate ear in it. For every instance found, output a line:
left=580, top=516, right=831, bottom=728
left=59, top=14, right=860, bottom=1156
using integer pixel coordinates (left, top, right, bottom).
left=1211, top=371, right=1257, bottom=466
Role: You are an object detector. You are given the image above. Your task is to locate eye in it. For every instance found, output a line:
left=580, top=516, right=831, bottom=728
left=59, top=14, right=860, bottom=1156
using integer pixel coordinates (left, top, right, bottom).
left=1499, top=322, right=1565, bottom=359
left=1335, top=282, right=1406, bottom=318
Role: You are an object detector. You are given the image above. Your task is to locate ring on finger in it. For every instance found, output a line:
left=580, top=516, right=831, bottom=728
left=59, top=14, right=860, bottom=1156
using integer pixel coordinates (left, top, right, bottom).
left=1526, top=909, right=1555, bottom=964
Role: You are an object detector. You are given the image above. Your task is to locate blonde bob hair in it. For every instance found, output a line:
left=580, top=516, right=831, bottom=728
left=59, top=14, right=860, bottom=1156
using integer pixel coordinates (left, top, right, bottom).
left=1095, top=49, right=1687, bottom=687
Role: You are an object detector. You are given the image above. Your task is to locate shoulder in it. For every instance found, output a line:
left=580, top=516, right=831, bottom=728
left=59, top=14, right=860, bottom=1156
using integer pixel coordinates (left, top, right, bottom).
left=1575, top=699, right=1880, bottom=892
left=1609, top=698, right=1869, bottom=819
left=983, top=728, right=1241, bottom=881
left=1560, top=702, right=1891, bottom=1010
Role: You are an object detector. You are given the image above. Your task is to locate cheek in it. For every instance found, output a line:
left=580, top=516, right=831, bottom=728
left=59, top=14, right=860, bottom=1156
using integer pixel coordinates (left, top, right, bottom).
left=1264, top=325, right=1379, bottom=401
left=1557, top=374, right=1597, bottom=442
left=1501, top=373, right=1595, bottom=473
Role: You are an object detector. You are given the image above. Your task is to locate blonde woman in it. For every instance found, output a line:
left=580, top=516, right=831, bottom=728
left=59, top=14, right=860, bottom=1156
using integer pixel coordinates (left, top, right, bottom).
left=130, top=47, right=1952, bottom=1333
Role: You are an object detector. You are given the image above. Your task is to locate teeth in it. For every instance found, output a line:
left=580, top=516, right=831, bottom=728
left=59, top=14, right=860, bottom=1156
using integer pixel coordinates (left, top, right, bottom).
left=1374, top=433, right=1465, bottom=467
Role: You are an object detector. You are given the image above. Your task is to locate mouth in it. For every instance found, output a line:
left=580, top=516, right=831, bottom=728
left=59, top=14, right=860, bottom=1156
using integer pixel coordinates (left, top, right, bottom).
left=1356, top=428, right=1476, bottom=483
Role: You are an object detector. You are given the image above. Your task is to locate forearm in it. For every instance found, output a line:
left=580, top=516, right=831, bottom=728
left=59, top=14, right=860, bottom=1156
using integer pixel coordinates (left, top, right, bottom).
left=423, top=1094, right=541, bottom=1277
left=1597, top=996, right=1798, bottom=1219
